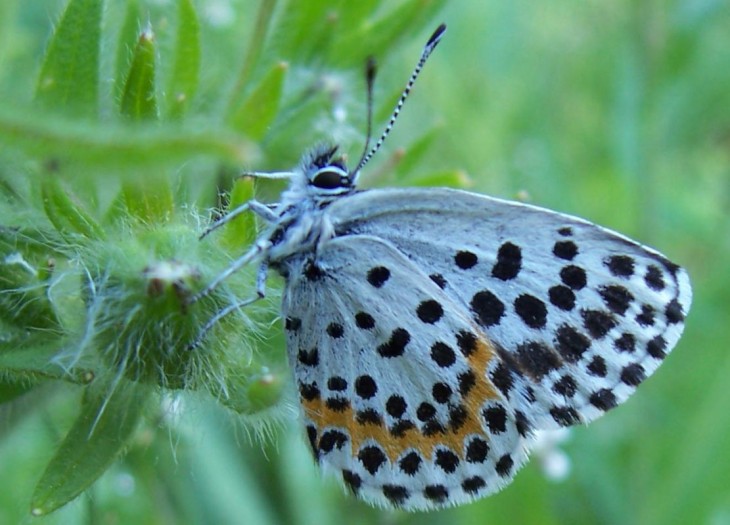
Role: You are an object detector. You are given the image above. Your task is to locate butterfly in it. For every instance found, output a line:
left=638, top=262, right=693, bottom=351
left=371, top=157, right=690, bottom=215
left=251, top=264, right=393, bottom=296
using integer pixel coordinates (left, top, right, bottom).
left=193, top=23, right=692, bottom=510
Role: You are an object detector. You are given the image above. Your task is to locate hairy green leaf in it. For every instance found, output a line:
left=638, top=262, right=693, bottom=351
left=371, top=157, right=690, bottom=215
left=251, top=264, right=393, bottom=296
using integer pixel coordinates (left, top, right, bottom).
left=228, top=62, right=288, bottom=138
left=34, top=0, right=103, bottom=118
left=167, top=0, right=201, bottom=119
left=120, top=28, right=158, bottom=120
left=114, top=0, right=142, bottom=100
left=0, top=108, right=255, bottom=171
left=30, top=382, right=150, bottom=516
left=41, top=176, right=105, bottom=240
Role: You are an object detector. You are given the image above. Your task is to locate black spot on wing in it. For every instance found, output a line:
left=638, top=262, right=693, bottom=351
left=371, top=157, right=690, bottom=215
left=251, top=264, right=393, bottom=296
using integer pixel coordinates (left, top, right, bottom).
left=455, top=250, right=478, bottom=269
left=471, top=290, right=505, bottom=327
left=367, top=266, right=390, bottom=287
left=377, top=328, right=410, bottom=358
left=492, top=242, right=522, bottom=280
left=553, top=240, right=578, bottom=260
left=514, top=294, right=548, bottom=329
left=605, top=255, right=635, bottom=277
left=515, top=341, right=561, bottom=380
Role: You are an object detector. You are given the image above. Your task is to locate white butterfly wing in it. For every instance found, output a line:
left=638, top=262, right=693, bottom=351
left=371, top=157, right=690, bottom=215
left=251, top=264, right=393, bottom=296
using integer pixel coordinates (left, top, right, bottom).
left=326, top=188, right=692, bottom=431
left=282, top=235, right=534, bottom=510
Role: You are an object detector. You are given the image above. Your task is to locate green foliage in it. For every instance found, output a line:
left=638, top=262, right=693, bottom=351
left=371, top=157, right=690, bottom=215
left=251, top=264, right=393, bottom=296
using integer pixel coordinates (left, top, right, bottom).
left=35, top=0, right=102, bottom=118
left=30, top=381, right=152, bottom=516
left=0, top=0, right=728, bottom=524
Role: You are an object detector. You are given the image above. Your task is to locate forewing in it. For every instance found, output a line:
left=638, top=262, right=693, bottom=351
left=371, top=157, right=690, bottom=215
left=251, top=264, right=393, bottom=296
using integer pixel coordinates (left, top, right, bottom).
left=328, top=188, right=692, bottom=430
left=282, top=235, right=533, bottom=510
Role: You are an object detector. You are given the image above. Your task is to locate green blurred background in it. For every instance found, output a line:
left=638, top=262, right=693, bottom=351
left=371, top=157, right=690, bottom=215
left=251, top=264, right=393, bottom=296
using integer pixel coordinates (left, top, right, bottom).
left=1, top=0, right=729, bottom=524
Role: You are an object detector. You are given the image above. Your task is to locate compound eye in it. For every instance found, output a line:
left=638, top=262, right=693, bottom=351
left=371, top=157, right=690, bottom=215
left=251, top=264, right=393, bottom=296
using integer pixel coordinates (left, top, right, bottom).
left=311, top=169, right=347, bottom=189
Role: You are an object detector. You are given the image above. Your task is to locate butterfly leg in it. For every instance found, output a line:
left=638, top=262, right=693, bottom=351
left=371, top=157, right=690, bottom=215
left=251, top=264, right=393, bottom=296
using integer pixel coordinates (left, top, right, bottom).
left=188, top=294, right=261, bottom=349
left=189, top=238, right=272, bottom=304
left=188, top=259, right=270, bottom=349
left=199, top=200, right=279, bottom=239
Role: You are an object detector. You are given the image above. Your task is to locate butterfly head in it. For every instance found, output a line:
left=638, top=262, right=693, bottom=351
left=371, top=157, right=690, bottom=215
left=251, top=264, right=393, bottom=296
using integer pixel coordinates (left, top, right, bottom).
left=301, top=144, right=356, bottom=197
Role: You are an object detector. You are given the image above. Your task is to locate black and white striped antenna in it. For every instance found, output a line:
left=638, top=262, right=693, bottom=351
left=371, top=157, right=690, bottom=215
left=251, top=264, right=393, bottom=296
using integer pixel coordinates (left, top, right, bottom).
left=351, top=23, right=447, bottom=178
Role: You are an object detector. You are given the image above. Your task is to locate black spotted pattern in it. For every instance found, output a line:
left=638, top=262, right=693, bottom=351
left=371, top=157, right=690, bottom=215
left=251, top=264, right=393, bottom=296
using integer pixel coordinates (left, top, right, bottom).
left=377, top=328, right=411, bottom=358
left=458, top=370, right=476, bottom=396
left=553, top=240, right=578, bottom=260
left=590, top=389, right=618, bottom=411
left=490, top=362, right=514, bottom=396
left=326, top=322, right=344, bottom=338
left=483, top=405, right=507, bottom=433
left=358, top=446, right=387, bottom=475
left=462, top=476, right=486, bottom=494
left=390, top=420, right=416, bottom=437
left=516, top=341, right=561, bottom=380
left=417, top=299, right=444, bottom=324
left=582, top=309, right=617, bottom=338
left=495, top=454, right=514, bottom=477
left=424, top=485, right=448, bottom=503
left=553, top=375, right=577, bottom=397
left=514, top=294, right=548, bottom=329
left=449, top=405, right=468, bottom=431
left=298, top=348, right=319, bottom=366
left=306, top=425, right=318, bottom=459
left=431, top=342, right=456, bottom=367
left=382, top=485, right=409, bottom=505
left=492, top=242, right=522, bottom=280
left=325, top=397, right=349, bottom=412
left=621, top=363, right=646, bottom=386
left=515, top=410, right=532, bottom=437
left=666, top=299, right=684, bottom=324
left=386, top=395, right=407, bottom=418
left=556, top=324, right=592, bottom=362
left=355, top=311, right=375, bottom=329
left=399, top=451, right=422, bottom=475
left=327, top=376, right=347, bottom=391
left=636, top=304, right=656, bottom=327
left=471, top=290, right=505, bottom=327
left=430, top=273, right=447, bottom=289
left=466, top=437, right=489, bottom=463
left=342, top=471, right=361, bottom=493
left=435, top=449, right=460, bottom=473
left=416, top=402, right=437, bottom=421
left=356, top=409, right=382, bottom=426
left=423, top=420, right=446, bottom=437
left=645, top=265, right=665, bottom=291
left=367, top=266, right=390, bottom=287
left=551, top=406, right=581, bottom=426
left=614, top=333, right=636, bottom=353
left=299, top=382, right=320, bottom=401
left=455, top=250, right=478, bottom=269
left=560, top=265, right=587, bottom=290
left=319, top=430, right=348, bottom=453
left=599, top=285, right=634, bottom=316
left=456, top=330, right=478, bottom=356
left=587, top=355, right=608, bottom=377
left=319, top=396, right=344, bottom=413
left=549, top=285, right=576, bottom=311
left=354, top=375, right=377, bottom=398
left=647, top=335, right=667, bottom=359
left=605, top=255, right=635, bottom=277
left=432, top=382, right=452, bottom=403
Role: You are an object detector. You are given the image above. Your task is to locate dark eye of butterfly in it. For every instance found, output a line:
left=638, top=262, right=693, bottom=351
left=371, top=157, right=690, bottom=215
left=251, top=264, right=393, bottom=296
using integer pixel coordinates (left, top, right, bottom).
left=311, top=169, right=347, bottom=189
